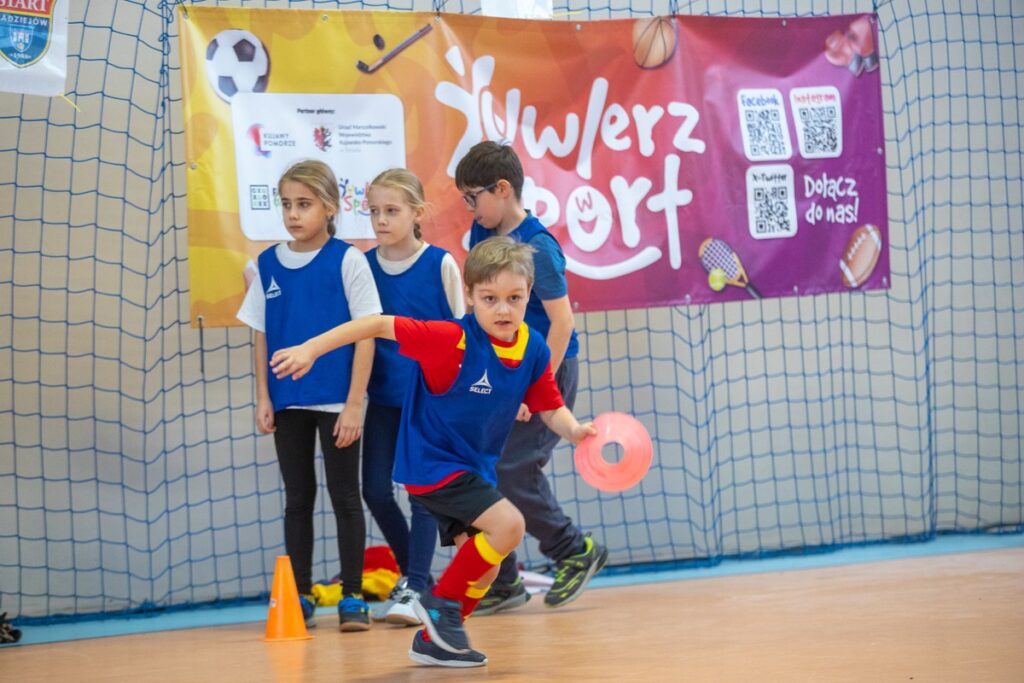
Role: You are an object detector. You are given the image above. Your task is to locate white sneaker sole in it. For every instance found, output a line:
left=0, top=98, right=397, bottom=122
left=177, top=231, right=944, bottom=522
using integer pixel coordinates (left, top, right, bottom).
left=408, top=649, right=487, bottom=668
left=385, top=606, right=422, bottom=626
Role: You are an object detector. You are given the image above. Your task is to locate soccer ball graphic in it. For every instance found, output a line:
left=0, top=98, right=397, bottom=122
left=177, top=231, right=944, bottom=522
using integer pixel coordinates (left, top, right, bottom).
left=205, top=29, right=270, bottom=102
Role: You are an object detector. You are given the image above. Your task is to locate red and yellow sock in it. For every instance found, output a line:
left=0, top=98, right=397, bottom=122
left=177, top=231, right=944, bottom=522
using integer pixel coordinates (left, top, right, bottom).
left=434, top=533, right=506, bottom=607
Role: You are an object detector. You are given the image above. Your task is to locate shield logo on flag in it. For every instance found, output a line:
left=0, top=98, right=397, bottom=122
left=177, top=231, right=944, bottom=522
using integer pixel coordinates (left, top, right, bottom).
left=10, top=27, right=33, bottom=54
left=1, top=2, right=56, bottom=68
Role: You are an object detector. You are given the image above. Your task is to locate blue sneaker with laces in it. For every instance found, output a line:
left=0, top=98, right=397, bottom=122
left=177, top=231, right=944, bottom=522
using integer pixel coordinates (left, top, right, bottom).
left=338, top=593, right=371, bottom=632
left=298, top=594, right=317, bottom=628
left=409, top=629, right=486, bottom=667
left=412, top=590, right=470, bottom=653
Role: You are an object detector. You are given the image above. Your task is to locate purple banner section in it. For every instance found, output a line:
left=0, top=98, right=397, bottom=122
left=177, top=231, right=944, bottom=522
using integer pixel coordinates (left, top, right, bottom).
left=542, top=13, right=891, bottom=308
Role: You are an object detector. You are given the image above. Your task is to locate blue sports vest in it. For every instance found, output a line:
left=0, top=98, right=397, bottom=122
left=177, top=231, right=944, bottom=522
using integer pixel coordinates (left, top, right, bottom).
left=469, top=214, right=579, bottom=359
left=258, top=239, right=354, bottom=411
left=366, top=245, right=454, bottom=407
left=393, top=314, right=550, bottom=487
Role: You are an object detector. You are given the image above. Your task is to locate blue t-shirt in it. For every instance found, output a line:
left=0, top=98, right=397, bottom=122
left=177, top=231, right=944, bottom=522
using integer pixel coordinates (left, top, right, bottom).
left=469, top=213, right=579, bottom=359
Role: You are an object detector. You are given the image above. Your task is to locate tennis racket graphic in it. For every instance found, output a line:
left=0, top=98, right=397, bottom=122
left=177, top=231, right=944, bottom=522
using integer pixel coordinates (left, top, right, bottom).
left=698, top=237, right=762, bottom=299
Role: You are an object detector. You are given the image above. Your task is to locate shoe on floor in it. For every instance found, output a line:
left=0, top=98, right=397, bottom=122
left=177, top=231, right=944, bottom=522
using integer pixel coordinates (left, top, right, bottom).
left=408, top=629, right=486, bottom=668
left=372, top=576, right=408, bottom=622
left=338, top=594, right=371, bottom=632
left=299, top=594, right=318, bottom=628
left=385, top=585, right=422, bottom=626
left=473, top=578, right=530, bottom=616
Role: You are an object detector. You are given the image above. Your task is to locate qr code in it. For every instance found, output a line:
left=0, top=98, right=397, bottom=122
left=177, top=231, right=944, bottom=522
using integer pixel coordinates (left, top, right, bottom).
left=798, top=108, right=838, bottom=154
left=738, top=89, right=792, bottom=161
left=753, top=185, right=791, bottom=235
left=745, top=109, right=788, bottom=158
left=746, top=164, right=797, bottom=240
left=790, top=87, right=843, bottom=159
left=250, top=185, right=271, bottom=210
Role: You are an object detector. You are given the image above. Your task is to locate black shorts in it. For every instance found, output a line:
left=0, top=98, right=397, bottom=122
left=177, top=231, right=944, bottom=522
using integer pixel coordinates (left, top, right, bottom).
left=410, top=472, right=504, bottom=546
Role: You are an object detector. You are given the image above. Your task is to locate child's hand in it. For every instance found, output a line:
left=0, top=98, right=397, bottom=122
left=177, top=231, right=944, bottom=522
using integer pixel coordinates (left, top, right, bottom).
left=568, top=421, right=597, bottom=445
left=516, top=403, right=532, bottom=422
left=256, top=398, right=276, bottom=434
left=334, top=403, right=363, bottom=448
left=270, top=343, right=316, bottom=380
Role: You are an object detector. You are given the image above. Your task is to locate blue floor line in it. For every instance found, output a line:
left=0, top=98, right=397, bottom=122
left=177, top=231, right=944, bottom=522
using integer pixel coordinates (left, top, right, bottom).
left=6, top=533, right=1023, bottom=648
left=589, top=531, right=1024, bottom=590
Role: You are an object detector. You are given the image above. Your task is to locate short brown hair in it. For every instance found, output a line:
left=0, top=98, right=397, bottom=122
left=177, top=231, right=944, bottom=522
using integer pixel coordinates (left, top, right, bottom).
left=455, top=141, right=524, bottom=199
left=463, top=236, right=535, bottom=291
left=278, top=160, right=340, bottom=235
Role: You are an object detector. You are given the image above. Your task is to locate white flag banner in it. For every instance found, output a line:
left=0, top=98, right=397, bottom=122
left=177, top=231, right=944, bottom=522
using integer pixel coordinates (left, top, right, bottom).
left=480, top=0, right=553, bottom=20
left=0, top=0, right=68, bottom=97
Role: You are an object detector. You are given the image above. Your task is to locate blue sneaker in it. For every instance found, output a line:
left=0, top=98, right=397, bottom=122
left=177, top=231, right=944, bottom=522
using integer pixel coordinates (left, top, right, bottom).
left=298, top=594, right=317, bottom=628
left=338, top=594, right=371, bottom=632
left=408, top=629, right=486, bottom=668
left=412, top=590, right=470, bottom=653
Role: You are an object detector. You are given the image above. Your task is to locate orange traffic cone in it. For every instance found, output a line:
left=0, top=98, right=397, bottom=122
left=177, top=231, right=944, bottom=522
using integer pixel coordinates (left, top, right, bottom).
left=265, top=555, right=313, bottom=641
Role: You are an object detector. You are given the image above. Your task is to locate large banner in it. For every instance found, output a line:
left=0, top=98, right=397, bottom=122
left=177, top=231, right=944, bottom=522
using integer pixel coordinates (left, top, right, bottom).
left=178, top=8, right=889, bottom=327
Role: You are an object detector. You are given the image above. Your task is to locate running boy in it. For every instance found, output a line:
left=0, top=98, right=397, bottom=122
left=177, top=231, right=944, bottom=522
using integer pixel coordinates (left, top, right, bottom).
left=269, top=237, right=596, bottom=667
left=456, top=141, right=608, bottom=613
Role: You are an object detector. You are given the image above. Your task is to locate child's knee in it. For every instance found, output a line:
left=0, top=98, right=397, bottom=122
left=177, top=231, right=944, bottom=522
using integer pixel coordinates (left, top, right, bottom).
left=494, top=504, right=525, bottom=551
left=508, top=505, right=525, bottom=542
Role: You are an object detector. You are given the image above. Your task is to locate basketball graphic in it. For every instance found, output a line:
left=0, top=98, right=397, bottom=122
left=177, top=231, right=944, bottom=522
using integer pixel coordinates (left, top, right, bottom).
left=632, top=17, right=678, bottom=69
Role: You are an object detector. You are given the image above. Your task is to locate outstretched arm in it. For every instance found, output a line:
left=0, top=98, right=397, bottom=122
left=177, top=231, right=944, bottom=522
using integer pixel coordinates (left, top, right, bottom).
left=270, top=315, right=396, bottom=380
left=538, top=406, right=596, bottom=445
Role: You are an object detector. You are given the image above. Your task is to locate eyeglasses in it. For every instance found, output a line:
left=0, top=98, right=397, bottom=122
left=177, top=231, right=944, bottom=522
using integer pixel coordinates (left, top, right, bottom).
left=461, top=182, right=497, bottom=209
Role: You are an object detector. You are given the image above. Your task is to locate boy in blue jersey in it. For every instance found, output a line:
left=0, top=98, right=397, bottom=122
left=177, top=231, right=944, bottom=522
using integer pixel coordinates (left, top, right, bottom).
left=456, top=141, right=608, bottom=613
left=269, top=237, right=596, bottom=668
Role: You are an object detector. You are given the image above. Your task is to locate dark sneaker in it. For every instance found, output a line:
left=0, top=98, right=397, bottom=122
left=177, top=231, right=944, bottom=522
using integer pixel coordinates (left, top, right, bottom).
left=408, top=629, right=487, bottom=668
left=412, top=590, right=470, bottom=653
left=473, top=578, right=530, bottom=616
left=338, top=594, right=371, bottom=632
left=299, top=594, right=318, bottom=628
left=0, top=612, right=21, bottom=644
left=544, top=536, right=609, bottom=608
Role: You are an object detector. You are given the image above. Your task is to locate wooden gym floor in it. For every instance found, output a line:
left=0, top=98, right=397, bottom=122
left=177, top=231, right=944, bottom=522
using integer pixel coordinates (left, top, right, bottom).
left=4, top=546, right=1022, bottom=682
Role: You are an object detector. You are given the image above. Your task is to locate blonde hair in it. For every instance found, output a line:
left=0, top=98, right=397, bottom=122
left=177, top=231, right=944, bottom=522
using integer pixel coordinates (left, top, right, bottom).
left=278, top=160, right=340, bottom=236
left=369, top=167, right=427, bottom=239
left=463, top=236, right=535, bottom=291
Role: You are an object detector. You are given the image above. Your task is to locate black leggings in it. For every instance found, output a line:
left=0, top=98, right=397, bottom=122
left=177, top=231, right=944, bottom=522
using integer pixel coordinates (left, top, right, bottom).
left=273, top=409, right=365, bottom=595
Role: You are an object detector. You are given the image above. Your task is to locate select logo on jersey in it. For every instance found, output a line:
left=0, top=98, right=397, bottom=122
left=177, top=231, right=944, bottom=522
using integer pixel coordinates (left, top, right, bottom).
left=469, top=370, right=492, bottom=395
left=265, top=276, right=282, bottom=299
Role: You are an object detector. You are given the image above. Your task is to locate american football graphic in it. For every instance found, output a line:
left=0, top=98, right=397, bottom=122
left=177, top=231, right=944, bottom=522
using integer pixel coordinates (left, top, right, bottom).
left=840, top=223, right=882, bottom=287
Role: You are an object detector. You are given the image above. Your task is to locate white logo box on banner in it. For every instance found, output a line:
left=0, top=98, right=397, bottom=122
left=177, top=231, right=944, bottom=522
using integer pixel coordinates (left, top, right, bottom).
left=232, top=93, right=406, bottom=241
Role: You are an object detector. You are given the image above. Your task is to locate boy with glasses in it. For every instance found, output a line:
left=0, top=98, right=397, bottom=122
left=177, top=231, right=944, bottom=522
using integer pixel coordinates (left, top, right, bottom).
left=455, top=141, right=608, bottom=615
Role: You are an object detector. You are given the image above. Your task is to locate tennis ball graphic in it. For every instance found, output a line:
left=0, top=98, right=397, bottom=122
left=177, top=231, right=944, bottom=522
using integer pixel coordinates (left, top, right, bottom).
left=708, top=268, right=727, bottom=292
